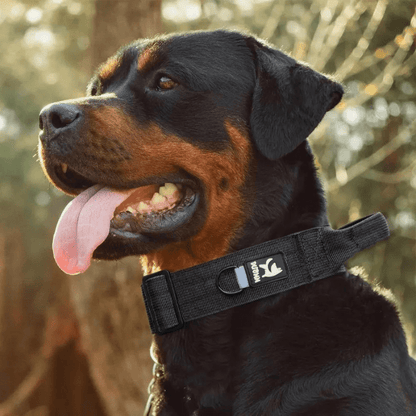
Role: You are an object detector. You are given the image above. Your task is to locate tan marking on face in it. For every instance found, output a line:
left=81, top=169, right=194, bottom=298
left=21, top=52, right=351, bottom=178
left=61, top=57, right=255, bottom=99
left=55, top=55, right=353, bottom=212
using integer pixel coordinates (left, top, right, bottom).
left=82, top=108, right=253, bottom=272
left=137, top=45, right=159, bottom=73
left=75, top=107, right=134, bottom=169
left=137, top=121, right=252, bottom=273
left=99, top=56, right=121, bottom=81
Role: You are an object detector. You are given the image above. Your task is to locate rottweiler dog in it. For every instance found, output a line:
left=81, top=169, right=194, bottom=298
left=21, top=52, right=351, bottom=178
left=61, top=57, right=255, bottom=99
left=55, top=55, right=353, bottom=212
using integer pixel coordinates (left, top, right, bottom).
left=38, top=30, right=416, bottom=415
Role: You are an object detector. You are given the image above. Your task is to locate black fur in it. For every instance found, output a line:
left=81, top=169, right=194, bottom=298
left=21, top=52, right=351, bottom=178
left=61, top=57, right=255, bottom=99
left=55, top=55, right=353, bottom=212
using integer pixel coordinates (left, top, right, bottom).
left=250, top=44, right=343, bottom=160
left=38, top=30, right=416, bottom=415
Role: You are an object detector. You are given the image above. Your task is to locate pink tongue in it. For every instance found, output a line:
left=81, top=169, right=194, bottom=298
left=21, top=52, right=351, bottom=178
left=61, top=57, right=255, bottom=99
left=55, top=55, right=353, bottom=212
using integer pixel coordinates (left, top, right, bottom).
left=53, top=185, right=134, bottom=275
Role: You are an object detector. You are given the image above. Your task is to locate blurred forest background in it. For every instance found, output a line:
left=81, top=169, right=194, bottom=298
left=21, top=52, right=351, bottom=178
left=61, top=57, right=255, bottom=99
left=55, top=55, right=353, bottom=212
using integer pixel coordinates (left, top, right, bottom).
left=0, top=0, right=415, bottom=415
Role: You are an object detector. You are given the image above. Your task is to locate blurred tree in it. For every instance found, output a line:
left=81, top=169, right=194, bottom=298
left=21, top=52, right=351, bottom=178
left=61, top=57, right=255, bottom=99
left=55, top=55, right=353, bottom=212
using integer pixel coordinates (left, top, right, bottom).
left=91, top=0, right=163, bottom=68
left=0, top=2, right=99, bottom=415
left=66, top=2, right=163, bottom=416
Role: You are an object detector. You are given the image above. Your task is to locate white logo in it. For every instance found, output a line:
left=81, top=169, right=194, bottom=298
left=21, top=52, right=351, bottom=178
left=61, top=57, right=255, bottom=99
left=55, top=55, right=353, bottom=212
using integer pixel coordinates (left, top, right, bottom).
left=250, top=258, right=283, bottom=283
left=259, top=258, right=282, bottom=278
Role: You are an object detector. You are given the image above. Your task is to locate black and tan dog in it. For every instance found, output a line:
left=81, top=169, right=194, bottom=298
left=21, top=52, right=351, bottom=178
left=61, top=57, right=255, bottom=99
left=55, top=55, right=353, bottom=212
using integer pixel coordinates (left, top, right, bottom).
left=38, top=31, right=416, bottom=415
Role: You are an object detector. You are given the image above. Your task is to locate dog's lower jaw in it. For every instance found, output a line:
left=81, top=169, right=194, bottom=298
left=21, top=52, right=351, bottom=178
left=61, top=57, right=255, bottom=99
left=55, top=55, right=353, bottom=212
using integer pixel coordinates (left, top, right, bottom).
left=139, top=203, right=249, bottom=274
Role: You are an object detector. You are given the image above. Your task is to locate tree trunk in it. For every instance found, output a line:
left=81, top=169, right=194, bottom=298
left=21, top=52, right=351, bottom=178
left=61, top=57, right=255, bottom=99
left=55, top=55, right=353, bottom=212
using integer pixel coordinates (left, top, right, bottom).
left=90, top=0, right=164, bottom=69
left=70, top=1, right=163, bottom=414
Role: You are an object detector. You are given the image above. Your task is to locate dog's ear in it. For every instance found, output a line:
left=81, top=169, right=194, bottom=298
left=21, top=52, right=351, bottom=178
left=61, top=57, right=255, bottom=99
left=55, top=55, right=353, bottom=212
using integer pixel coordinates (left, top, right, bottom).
left=250, top=44, right=343, bottom=160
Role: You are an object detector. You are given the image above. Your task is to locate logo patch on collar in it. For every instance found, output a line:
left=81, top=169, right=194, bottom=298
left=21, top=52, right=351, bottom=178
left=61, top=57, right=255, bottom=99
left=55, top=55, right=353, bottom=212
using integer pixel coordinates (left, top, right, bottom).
left=245, top=253, right=288, bottom=286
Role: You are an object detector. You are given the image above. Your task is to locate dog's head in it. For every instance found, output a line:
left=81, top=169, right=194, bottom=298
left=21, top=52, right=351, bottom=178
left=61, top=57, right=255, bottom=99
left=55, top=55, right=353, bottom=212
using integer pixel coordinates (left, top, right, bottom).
left=38, top=30, right=343, bottom=274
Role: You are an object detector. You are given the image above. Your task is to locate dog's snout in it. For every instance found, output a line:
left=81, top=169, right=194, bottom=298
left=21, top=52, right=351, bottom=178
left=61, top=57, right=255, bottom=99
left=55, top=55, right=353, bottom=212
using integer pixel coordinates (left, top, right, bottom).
left=39, top=103, right=82, bottom=141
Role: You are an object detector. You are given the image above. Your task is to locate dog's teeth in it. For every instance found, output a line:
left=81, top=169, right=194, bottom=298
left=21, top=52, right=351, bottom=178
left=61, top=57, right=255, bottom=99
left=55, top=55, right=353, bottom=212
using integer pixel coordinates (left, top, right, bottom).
left=159, top=183, right=178, bottom=197
left=151, top=192, right=167, bottom=205
left=61, top=163, right=68, bottom=174
left=138, top=201, right=150, bottom=212
left=126, top=206, right=136, bottom=214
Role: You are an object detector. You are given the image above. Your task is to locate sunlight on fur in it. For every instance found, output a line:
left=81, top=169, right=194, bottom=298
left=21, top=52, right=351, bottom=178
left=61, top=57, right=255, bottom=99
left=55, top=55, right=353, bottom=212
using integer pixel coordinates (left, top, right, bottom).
left=351, top=265, right=414, bottom=357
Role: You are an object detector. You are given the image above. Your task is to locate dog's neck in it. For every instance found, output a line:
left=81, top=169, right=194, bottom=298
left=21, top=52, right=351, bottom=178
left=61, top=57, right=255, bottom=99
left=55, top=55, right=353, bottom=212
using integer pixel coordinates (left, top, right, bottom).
left=232, top=142, right=328, bottom=251
left=140, top=142, right=327, bottom=275
left=144, top=142, right=330, bottom=409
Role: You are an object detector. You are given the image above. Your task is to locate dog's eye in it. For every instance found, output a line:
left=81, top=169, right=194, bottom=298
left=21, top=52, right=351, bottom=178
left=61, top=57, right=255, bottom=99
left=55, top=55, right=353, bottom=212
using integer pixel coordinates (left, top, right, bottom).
left=157, top=76, right=178, bottom=91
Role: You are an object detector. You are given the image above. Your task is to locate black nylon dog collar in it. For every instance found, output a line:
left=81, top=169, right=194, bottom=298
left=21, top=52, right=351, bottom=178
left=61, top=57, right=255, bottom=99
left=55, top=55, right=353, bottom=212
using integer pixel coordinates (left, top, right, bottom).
left=141, top=213, right=390, bottom=335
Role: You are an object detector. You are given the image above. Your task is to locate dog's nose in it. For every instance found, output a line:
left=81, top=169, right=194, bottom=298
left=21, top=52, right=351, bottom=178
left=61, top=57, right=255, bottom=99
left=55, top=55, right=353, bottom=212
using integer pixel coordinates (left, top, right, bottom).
left=39, top=103, right=82, bottom=142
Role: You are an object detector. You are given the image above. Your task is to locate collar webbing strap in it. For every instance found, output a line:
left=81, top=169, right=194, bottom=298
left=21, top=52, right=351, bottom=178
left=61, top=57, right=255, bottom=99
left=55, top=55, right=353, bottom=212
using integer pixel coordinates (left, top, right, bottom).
left=141, top=213, right=390, bottom=335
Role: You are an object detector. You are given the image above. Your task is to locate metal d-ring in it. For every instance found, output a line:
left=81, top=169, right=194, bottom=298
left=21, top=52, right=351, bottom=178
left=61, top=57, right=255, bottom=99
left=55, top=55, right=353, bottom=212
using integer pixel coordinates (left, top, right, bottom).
left=216, top=266, right=243, bottom=295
